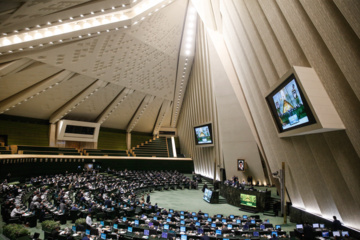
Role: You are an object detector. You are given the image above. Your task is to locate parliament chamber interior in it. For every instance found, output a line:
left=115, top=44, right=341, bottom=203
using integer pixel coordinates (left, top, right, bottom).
left=0, top=0, right=359, bottom=240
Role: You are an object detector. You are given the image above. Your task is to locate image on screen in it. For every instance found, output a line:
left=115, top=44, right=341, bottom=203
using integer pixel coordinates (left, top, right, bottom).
left=227, top=224, right=232, bottom=229
left=86, top=230, right=90, bottom=235
left=181, top=211, right=184, bottom=214
left=216, top=230, right=222, bottom=235
left=194, top=123, right=213, bottom=145
left=260, top=224, right=265, bottom=230
left=266, top=75, right=316, bottom=133
left=135, top=220, right=139, bottom=225
left=100, top=221, right=104, bottom=226
left=181, top=235, right=187, bottom=240
left=123, top=217, right=127, bottom=222
left=167, top=218, right=171, bottom=222
left=164, top=224, right=169, bottom=230
left=251, top=220, right=255, bottom=224
left=312, top=223, right=319, bottom=228
left=192, top=212, right=196, bottom=216
left=322, top=232, right=330, bottom=237
left=320, top=224, right=325, bottom=228
left=101, top=233, right=106, bottom=240
left=196, top=222, right=200, bottom=226
left=333, top=231, right=340, bottom=237
left=162, top=232, right=168, bottom=238
left=230, top=215, right=234, bottom=219
left=180, top=215, right=185, bottom=219
left=144, top=230, right=149, bottom=236
left=208, top=218, right=212, bottom=222
left=211, top=223, right=216, bottom=228
left=181, top=220, right=185, bottom=225
left=113, top=224, right=118, bottom=229
left=72, top=226, right=76, bottom=232
left=194, top=217, right=198, bottom=221
left=222, top=219, right=226, bottom=223
left=180, top=226, right=186, bottom=232
left=275, top=225, right=281, bottom=230
left=153, top=216, right=158, bottom=220
left=127, top=227, right=133, bottom=233
left=342, top=231, right=349, bottom=237
left=168, top=214, right=172, bottom=217
left=236, top=220, right=241, bottom=224
left=253, top=232, right=259, bottom=237
left=243, top=215, right=247, bottom=219
left=296, top=224, right=303, bottom=229
left=170, top=209, right=174, bottom=213
left=271, top=232, right=278, bottom=237
left=204, top=213, right=209, bottom=217
left=240, top=194, right=257, bottom=208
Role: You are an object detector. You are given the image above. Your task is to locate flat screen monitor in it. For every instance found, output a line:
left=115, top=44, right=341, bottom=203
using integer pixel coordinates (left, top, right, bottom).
left=144, top=230, right=149, bottom=236
left=101, top=233, right=106, bottom=240
left=134, top=220, right=139, bottom=225
left=207, top=218, right=212, bottom=222
left=166, top=218, right=171, bottom=223
left=275, top=225, right=281, bottom=230
left=266, top=74, right=316, bottom=133
left=333, top=231, right=340, bottom=237
left=169, top=209, right=174, bottom=213
left=251, top=220, right=255, bottom=224
left=223, top=239, right=230, bottom=240
left=72, top=226, right=76, bottom=232
left=240, top=194, right=256, bottom=208
left=181, top=235, right=187, bottom=240
left=342, top=231, right=349, bottom=237
left=85, top=230, right=90, bottom=235
left=236, top=219, right=241, bottom=224
left=296, top=224, right=303, bottom=229
left=157, top=212, right=160, bottom=215
left=322, top=232, right=330, bottom=237
left=127, top=227, right=133, bottom=233
left=204, top=213, right=209, bottom=217
left=181, top=220, right=185, bottom=225
left=164, top=224, right=169, bottom=230
left=194, top=217, right=198, bottom=221
left=113, top=224, right=118, bottom=229
left=271, top=231, right=278, bottom=237
left=195, top=222, right=200, bottom=226
left=122, top=217, right=127, bottom=222
left=100, top=221, right=104, bottom=226
left=162, top=232, right=168, bottom=239
left=320, top=224, right=325, bottom=228
left=312, top=223, right=319, bottom=228
left=192, top=212, right=196, bottom=216
left=203, top=188, right=213, bottom=203
left=211, top=223, right=216, bottom=228
left=181, top=211, right=184, bottom=214
left=194, top=123, right=213, bottom=146
left=180, top=226, right=186, bottom=232
left=180, top=215, right=185, bottom=219
left=260, top=224, right=265, bottom=230
left=148, top=222, right=153, bottom=227
left=217, top=214, right=222, bottom=218
left=243, top=215, right=248, bottom=219
left=227, top=224, right=232, bottom=229
left=216, top=230, right=222, bottom=235
left=253, top=232, right=259, bottom=237
left=153, top=216, right=158, bottom=220
left=230, top=215, right=234, bottom=219
left=168, top=214, right=172, bottom=217
left=222, top=219, right=227, bottom=223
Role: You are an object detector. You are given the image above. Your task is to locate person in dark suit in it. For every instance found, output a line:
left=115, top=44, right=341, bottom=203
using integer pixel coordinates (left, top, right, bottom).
left=51, top=227, right=60, bottom=240
left=81, top=234, right=90, bottom=240
left=303, top=222, right=314, bottom=240
left=332, top=216, right=342, bottom=231
left=270, top=233, right=278, bottom=240
left=104, top=198, right=112, bottom=208
left=146, top=194, right=150, bottom=204
left=200, top=233, right=210, bottom=240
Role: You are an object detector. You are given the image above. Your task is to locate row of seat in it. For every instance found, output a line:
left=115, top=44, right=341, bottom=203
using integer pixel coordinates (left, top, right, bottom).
left=130, top=137, right=169, bottom=157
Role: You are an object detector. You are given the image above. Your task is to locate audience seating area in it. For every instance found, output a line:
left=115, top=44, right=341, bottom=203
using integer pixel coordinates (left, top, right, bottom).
left=131, top=137, right=169, bottom=157
left=15, top=146, right=81, bottom=156
left=83, top=149, right=129, bottom=157
left=0, top=146, right=11, bottom=154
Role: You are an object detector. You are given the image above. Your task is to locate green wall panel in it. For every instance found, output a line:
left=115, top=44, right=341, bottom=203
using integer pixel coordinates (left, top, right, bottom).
left=0, top=119, right=49, bottom=146
left=97, top=129, right=127, bottom=150
left=131, top=133, right=153, bottom=148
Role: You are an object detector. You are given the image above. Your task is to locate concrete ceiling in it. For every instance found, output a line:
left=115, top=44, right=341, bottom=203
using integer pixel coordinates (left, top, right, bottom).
left=0, top=0, right=195, bottom=134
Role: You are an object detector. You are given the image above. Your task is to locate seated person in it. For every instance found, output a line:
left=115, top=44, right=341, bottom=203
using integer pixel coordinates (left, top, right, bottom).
left=10, top=206, right=24, bottom=218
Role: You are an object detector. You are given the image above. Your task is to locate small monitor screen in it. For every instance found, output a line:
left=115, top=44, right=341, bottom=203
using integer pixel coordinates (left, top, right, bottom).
left=153, top=216, right=158, bottom=220
left=181, top=211, right=184, bottom=214
left=204, top=213, right=209, bottom=217
left=162, top=232, right=168, bottom=239
left=217, top=214, right=222, bottom=218
left=101, top=233, right=106, bottom=240
left=194, top=123, right=213, bottom=145
left=227, top=224, right=232, bottom=229
left=313, top=223, right=319, bottom=228
left=135, top=220, right=139, bottom=225
left=260, top=224, right=265, bottom=229
left=265, top=75, right=316, bottom=133
left=241, top=194, right=256, bottom=208
left=180, top=226, right=186, bottom=232
left=148, top=222, right=153, bottom=227
left=169, top=209, right=174, bottom=213
left=157, top=212, right=160, bottom=215
left=113, top=224, right=118, bottom=229
left=72, top=226, right=76, bottom=232
left=275, top=225, right=281, bottom=230
left=208, top=218, right=212, bottom=222
left=192, top=212, right=196, bottom=216
left=122, top=217, right=127, bottom=222
left=216, top=230, right=222, bottom=235
left=168, top=214, right=172, bottom=217
left=203, top=188, right=213, bottom=203
left=195, top=222, right=200, bottom=226
left=243, top=215, right=248, bottom=219
left=342, top=231, right=349, bottom=237
left=322, top=232, right=330, bottom=237
left=223, top=239, right=229, bottom=240
left=144, top=230, right=149, bottom=236
left=333, top=231, right=340, bottom=237
left=271, top=232, right=278, bottom=237
left=181, top=235, right=187, bottom=240
left=253, top=232, right=259, bottom=237
left=127, top=227, right=133, bottom=233
left=230, top=215, right=234, bottom=219
left=251, top=220, right=255, bottom=224
left=100, top=221, right=104, bottom=226
left=194, top=217, right=198, bottom=221
left=236, top=219, right=241, bottom=224
left=181, top=220, right=185, bottom=225
left=164, top=224, right=169, bottom=230
left=320, top=224, right=325, bottom=228
left=180, top=215, right=185, bottom=219
left=296, top=224, right=303, bottom=229
left=86, top=230, right=90, bottom=235
left=211, top=223, right=216, bottom=228
left=222, top=219, right=227, bottom=223
left=167, top=218, right=171, bottom=223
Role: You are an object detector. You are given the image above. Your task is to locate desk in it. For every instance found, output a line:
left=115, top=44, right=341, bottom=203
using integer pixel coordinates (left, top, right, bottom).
left=219, top=184, right=270, bottom=212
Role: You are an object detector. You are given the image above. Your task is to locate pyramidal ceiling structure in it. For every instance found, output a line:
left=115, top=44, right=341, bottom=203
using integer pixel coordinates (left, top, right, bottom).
left=0, top=0, right=196, bottom=134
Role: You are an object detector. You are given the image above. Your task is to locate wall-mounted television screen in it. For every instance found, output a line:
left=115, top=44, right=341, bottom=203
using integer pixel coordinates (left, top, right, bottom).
left=266, top=74, right=316, bottom=133
left=240, top=193, right=256, bottom=208
left=194, top=123, right=213, bottom=146
left=203, top=188, right=212, bottom=203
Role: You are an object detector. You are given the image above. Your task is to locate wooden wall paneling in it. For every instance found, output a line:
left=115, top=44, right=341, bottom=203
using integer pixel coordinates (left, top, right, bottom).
left=333, top=0, right=360, bottom=39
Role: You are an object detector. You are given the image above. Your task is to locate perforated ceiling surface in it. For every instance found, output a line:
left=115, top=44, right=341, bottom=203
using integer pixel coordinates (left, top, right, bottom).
left=0, top=0, right=194, bottom=134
